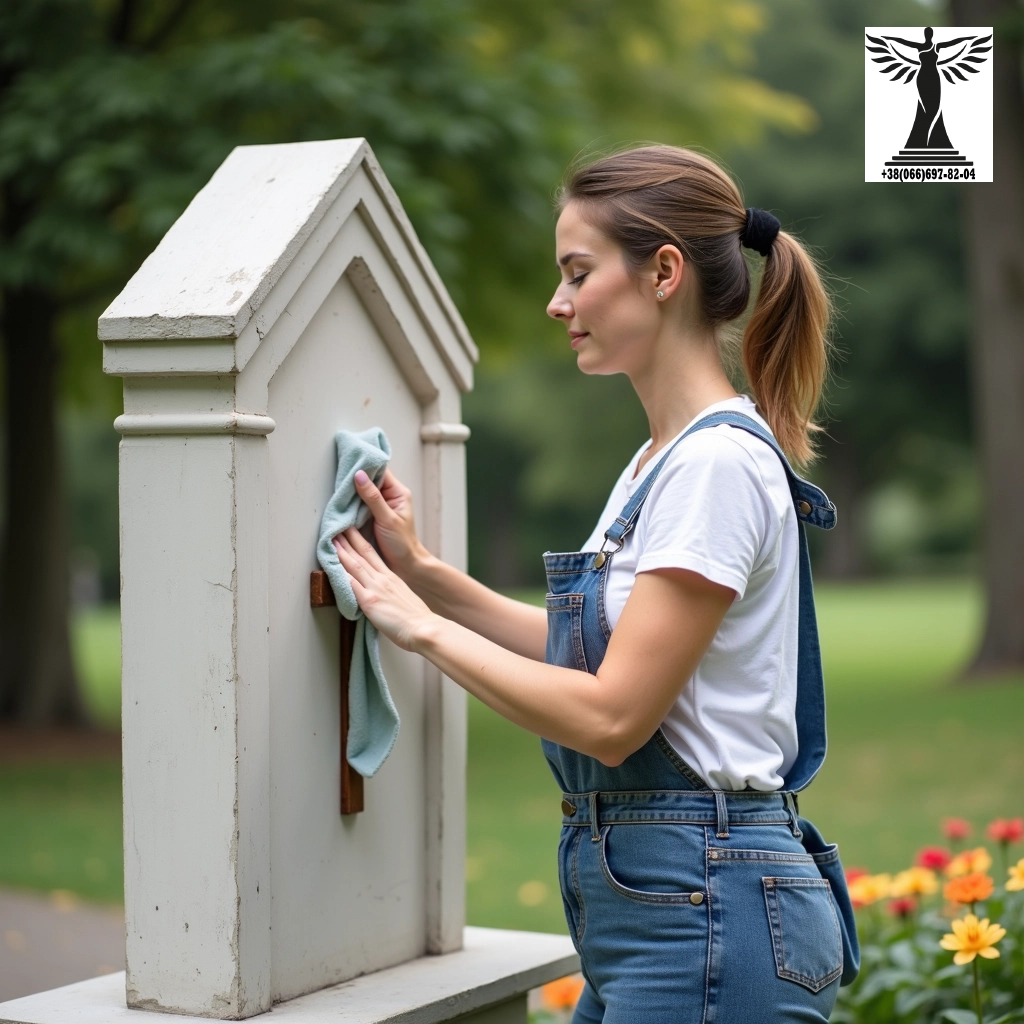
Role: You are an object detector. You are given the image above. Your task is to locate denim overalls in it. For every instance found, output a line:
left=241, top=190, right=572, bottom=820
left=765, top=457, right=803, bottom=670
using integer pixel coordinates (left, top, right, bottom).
left=542, top=411, right=859, bottom=1024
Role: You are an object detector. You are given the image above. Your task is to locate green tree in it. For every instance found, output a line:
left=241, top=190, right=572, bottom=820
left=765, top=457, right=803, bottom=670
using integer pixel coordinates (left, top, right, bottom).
left=0, top=0, right=564, bottom=725
left=0, top=0, right=825, bottom=723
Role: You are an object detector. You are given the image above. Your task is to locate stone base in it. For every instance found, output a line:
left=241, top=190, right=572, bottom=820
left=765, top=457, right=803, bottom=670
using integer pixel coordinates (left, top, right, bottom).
left=0, top=927, right=578, bottom=1024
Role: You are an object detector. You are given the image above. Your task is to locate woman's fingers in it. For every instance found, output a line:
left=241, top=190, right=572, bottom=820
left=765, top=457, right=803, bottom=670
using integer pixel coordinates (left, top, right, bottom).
left=332, top=530, right=381, bottom=577
left=342, top=526, right=386, bottom=569
left=331, top=528, right=433, bottom=653
left=351, top=469, right=422, bottom=571
left=354, top=470, right=397, bottom=526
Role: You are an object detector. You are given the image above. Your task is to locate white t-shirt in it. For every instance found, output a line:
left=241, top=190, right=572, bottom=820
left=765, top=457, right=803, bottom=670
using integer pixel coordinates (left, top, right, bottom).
left=580, top=396, right=799, bottom=791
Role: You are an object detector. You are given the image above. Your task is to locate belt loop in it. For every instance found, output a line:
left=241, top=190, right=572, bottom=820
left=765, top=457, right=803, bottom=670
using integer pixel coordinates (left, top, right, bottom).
left=714, top=790, right=730, bottom=839
left=589, top=792, right=601, bottom=842
left=784, top=792, right=802, bottom=839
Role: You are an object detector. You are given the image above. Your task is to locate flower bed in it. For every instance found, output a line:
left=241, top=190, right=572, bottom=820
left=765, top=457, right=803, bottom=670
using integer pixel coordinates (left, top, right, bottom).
left=835, top=816, right=1024, bottom=1024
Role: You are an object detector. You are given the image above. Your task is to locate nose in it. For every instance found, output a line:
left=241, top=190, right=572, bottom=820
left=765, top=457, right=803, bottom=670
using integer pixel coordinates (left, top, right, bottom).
left=547, top=284, right=573, bottom=321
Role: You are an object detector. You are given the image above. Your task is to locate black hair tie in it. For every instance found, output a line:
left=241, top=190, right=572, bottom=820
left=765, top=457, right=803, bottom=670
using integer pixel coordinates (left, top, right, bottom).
left=740, top=207, right=780, bottom=257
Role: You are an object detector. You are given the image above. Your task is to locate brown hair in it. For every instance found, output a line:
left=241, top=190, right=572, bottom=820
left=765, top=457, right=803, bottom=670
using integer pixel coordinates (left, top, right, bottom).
left=557, top=144, right=830, bottom=466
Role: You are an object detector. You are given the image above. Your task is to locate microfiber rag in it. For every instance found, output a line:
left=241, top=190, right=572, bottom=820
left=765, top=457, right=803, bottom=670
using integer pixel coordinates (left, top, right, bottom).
left=316, top=427, right=397, bottom=778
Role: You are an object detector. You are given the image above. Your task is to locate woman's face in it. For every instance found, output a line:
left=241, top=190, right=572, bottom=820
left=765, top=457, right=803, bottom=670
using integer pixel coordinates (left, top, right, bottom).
left=547, top=201, right=660, bottom=377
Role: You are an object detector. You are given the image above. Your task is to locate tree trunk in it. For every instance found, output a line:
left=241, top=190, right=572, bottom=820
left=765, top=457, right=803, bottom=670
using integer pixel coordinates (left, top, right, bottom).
left=951, top=0, right=1024, bottom=677
left=0, top=284, right=87, bottom=723
left=816, top=434, right=868, bottom=579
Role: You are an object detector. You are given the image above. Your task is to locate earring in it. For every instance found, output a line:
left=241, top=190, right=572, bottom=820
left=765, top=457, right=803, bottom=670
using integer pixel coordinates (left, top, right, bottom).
left=656, top=290, right=665, bottom=299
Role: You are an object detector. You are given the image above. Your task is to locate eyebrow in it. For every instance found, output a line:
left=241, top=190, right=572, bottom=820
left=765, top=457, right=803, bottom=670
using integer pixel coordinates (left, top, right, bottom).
left=558, top=251, right=592, bottom=267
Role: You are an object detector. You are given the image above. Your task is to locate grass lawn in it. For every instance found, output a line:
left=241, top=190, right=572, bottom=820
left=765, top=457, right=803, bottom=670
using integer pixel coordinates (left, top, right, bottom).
left=1, top=579, right=1021, bottom=934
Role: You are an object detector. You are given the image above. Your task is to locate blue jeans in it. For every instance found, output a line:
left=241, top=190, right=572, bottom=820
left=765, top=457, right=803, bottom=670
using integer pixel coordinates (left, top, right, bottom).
left=558, top=792, right=847, bottom=1023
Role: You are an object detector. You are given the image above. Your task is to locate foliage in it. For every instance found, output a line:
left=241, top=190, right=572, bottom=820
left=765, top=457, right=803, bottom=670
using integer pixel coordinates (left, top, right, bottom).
left=0, top=0, right=816, bottom=682
left=833, top=819, right=1024, bottom=1024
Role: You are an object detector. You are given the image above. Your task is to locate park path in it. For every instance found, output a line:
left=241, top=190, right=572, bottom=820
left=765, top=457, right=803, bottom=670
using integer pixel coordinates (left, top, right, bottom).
left=0, top=887, right=124, bottom=1001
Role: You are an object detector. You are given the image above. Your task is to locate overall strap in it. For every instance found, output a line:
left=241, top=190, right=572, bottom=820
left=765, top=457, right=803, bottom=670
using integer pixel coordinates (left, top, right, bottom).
left=601, top=409, right=835, bottom=793
left=602, top=410, right=836, bottom=552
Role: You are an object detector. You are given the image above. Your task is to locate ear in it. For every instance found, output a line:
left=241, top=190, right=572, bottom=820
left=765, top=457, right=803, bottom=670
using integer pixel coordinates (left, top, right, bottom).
left=651, top=244, right=685, bottom=300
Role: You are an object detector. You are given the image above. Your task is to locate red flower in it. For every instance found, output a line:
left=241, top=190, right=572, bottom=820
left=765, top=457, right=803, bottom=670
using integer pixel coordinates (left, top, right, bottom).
left=916, top=846, right=952, bottom=871
left=888, top=897, right=917, bottom=919
left=845, top=867, right=869, bottom=884
left=943, top=818, right=972, bottom=841
left=986, top=818, right=1024, bottom=844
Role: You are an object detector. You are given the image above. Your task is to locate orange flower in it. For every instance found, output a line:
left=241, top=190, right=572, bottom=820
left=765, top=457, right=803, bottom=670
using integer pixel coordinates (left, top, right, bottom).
left=986, top=817, right=1024, bottom=843
left=943, top=817, right=972, bottom=841
left=892, top=866, right=938, bottom=897
left=944, top=872, right=994, bottom=905
left=849, top=873, right=892, bottom=908
left=1007, top=858, right=1024, bottom=892
left=946, top=847, right=993, bottom=877
left=939, top=914, right=1006, bottom=965
left=541, top=975, right=585, bottom=1011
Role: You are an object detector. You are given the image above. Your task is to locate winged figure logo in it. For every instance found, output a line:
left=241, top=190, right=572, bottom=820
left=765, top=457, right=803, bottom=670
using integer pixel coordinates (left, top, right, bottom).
left=865, top=27, right=992, bottom=168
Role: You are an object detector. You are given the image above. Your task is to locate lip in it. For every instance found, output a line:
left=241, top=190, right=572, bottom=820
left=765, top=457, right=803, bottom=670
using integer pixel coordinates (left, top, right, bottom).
left=569, top=331, right=588, bottom=349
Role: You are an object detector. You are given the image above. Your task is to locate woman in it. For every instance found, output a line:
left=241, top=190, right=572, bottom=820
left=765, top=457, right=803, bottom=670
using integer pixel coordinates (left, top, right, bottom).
left=334, top=144, right=858, bottom=1023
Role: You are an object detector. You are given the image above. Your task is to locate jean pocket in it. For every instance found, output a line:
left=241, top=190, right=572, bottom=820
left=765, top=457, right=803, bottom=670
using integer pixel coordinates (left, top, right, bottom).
left=762, top=877, right=843, bottom=993
left=545, top=593, right=589, bottom=673
left=598, top=825, right=704, bottom=905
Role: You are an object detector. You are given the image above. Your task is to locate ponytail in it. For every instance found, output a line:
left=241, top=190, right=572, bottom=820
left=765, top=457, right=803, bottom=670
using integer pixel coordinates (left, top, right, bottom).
left=743, top=231, right=831, bottom=468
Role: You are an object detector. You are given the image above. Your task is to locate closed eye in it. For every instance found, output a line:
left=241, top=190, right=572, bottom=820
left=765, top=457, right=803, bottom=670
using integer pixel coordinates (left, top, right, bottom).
left=570, top=273, right=588, bottom=286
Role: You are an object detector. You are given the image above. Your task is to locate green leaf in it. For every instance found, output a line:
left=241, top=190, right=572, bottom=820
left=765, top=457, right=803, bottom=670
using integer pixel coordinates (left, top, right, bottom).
left=941, top=1011, right=982, bottom=1024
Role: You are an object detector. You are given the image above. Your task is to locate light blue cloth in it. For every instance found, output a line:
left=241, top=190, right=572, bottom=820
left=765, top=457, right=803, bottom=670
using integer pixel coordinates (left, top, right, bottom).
left=316, top=427, right=397, bottom=777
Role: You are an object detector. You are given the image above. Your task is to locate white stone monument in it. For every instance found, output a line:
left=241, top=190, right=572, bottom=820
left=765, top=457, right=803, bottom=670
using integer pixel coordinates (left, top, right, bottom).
left=0, top=139, right=575, bottom=1024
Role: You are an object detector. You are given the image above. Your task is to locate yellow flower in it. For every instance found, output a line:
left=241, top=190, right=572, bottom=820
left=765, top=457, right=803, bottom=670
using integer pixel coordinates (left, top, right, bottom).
left=891, top=866, right=938, bottom=897
left=946, top=847, right=993, bottom=877
left=1007, top=858, right=1024, bottom=892
left=849, top=872, right=892, bottom=907
left=939, top=914, right=1006, bottom=965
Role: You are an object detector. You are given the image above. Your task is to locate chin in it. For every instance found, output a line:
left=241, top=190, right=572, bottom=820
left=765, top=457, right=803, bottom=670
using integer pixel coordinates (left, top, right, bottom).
left=576, top=355, right=620, bottom=378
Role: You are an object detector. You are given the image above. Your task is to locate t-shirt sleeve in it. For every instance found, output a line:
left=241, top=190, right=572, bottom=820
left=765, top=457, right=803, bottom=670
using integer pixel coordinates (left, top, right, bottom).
left=633, top=431, right=776, bottom=598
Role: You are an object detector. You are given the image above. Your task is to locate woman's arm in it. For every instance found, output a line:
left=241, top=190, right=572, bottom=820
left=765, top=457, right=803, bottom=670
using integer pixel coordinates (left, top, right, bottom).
left=335, top=527, right=734, bottom=766
left=351, top=469, right=547, bottom=661
left=402, top=553, right=549, bottom=662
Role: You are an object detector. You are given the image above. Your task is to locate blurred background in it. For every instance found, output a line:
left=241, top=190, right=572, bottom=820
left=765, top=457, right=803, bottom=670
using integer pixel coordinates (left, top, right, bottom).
left=0, top=0, right=1021, bottom=997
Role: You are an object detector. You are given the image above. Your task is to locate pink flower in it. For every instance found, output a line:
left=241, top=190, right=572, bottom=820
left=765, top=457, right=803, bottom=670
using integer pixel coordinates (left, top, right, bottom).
left=943, top=818, right=972, bottom=841
left=916, top=846, right=952, bottom=871
left=986, top=818, right=1024, bottom=844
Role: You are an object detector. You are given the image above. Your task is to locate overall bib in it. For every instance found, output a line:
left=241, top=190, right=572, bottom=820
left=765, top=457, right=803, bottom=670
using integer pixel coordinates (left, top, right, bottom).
left=542, top=411, right=859, bottom=1024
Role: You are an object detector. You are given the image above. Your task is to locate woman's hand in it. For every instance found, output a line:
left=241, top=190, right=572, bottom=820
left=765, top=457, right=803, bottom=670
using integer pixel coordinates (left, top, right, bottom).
left=353, top=469, right=427, bottom=575
left=333, top=527, right=436, bottom=652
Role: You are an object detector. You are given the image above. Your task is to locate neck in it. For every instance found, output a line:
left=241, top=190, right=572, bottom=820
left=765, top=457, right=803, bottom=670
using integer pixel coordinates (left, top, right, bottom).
left=629, top=327, right=738, bottom=458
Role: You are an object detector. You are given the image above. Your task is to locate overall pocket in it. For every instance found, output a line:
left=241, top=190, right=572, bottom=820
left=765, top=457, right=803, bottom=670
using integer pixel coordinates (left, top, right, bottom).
left=762, top=876, right=843, bottom=993
left=545, top=593, right=589, bottom=673
left=598, top=824, right=705, bottom=905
